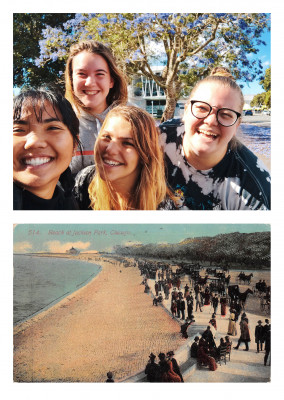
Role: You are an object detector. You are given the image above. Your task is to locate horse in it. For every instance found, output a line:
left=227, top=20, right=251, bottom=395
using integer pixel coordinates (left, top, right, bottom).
left=238, top=288, right=253, bottom=308
left=228, top=286, right=253, bottom=308
left=239, top=273, right=253, bottom=284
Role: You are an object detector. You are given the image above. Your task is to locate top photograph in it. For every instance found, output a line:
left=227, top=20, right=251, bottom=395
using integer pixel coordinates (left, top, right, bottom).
left=13, top=13, right=271, bottom=210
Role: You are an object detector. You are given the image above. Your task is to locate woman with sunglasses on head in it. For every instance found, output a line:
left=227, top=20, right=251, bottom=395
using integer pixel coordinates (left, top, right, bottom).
left=160, top=67, right=271, bottom=210
left=73, top=105, right=177, bottom=210
left=65, top=40, right=128, bottom=175
left=13, top=87, right=80, bottom=210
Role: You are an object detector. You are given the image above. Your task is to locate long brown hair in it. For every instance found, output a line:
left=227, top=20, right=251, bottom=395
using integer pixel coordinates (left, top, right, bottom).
left=65, top=40, right=128, bottom=115
left=88, top=105, right=171, bottom=210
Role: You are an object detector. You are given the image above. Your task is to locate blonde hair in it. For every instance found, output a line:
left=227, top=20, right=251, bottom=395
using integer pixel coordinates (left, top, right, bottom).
left=65, top=40, right=128, bottom=115
left=88, top=105, right=171, bottom=210
left=188, top=66, right=244, bottom=112
left=186, top=66, right=243, bottom=150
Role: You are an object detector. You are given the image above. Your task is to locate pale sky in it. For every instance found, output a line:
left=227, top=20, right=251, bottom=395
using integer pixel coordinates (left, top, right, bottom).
left=13, top=224, right=270, bottom=254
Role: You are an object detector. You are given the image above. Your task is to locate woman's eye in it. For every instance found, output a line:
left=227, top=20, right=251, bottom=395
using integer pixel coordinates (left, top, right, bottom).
left=101, top=135, right=111, bottom=141
left=123, top=141, right=134, bottom=147
left=13, top=126, right=26, bottom=134
left=197, top=106, right=208, bottom=112
left=219, top=111, right=233, bottom=119
left=47, top=125, right=62, bottom=131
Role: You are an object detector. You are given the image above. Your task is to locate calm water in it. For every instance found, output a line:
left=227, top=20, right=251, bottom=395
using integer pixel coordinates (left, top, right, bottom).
left=13, top=255, right=101, bottom=325
left=237, top=124, right=271, bottom=159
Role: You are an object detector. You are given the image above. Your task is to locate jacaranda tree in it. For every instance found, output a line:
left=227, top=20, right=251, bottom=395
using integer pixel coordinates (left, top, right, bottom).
left=34, top=13, right=270, bottom=121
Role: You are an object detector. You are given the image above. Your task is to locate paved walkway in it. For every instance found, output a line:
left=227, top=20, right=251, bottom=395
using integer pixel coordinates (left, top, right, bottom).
left=146, top=274, right=270, bottom=383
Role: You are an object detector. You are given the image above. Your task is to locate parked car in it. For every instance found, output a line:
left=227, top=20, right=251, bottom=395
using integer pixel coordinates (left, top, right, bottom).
left=244, top=110, right=253, bottom=116
left=263, top=110, right=271, bottom=116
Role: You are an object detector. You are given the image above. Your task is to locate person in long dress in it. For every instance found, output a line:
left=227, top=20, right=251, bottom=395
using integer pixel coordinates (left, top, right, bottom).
left=227, top=310, right=237, bottom=336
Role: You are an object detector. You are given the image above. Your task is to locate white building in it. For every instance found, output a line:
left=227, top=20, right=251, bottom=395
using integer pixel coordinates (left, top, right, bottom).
left=128, top=66, right=256, bottom=117
left=128, top=66, right=186, bottom=118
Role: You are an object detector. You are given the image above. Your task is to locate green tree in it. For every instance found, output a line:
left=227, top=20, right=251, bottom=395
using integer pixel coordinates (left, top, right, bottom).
left=260, top=66, right=271, bottom=92
left=251, top=92, right=266, bottom=108
left=13, top=13, right=75, bottom=89
left=251, top=66, right=271, bottom=109
left=19, top=13, right=270, bottom=121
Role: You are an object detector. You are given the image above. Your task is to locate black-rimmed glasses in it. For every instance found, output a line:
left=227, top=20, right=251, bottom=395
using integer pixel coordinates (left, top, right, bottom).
left=190, top=100, right=241, bottom=127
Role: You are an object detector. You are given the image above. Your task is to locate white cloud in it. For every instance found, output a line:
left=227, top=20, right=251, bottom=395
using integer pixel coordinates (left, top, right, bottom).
left=44, top=241, right=91, bottom=253
left=14, top=241, right=33, bottom=253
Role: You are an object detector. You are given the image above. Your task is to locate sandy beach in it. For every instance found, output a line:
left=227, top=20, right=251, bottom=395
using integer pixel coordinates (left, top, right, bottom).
left=13, top=255, right=184, bottom=382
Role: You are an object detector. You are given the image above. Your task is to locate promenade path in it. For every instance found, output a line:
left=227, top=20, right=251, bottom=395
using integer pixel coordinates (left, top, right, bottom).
left=141, top=273, right=271, bottom=383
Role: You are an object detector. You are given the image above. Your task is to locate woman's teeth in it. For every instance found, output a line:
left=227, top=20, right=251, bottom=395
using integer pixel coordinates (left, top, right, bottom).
left=198, top=129, right=218, bottom=138
left=23, top=157, right=52, bottom=166
left=104, top=159, right=122, bottom=166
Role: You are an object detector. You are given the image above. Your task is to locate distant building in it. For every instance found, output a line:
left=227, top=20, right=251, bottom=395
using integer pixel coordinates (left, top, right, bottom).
left=128, top=67, right=255, bottom=118
left=66, top=246, right=80, bottom=255
left=243, top=94, right=254, bottom=110
left=128, top=66, right=186, bottom=118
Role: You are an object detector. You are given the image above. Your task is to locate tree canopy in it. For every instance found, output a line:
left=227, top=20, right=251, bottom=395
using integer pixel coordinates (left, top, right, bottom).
left=14, top=13, right=270, bottom=121
left=13, top=13, right=75, bottom=89
left=251, top=66, right=271, bottom=109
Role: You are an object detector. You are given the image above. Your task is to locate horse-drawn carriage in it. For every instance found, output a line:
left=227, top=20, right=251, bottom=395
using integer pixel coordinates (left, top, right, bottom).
left=228, top=284, right=253, bottom=308
left=238, top=272, right=253, bottom=284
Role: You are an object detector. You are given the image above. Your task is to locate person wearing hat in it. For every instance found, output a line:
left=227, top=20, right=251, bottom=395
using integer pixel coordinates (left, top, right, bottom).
left=145, top=353, right=160, bottom=382
left=105, top=371, right=114, bottom=382
left=180, top=317, right=195, bottom=339
left=255, top=320, right=264, bottom=353
left=233, top=315, right=250, bottom=351
left=190, top=336, right=200, bottom=358
left=166, top=351, right=183, bottom=382
left=212, top=294, right=219, bottom=315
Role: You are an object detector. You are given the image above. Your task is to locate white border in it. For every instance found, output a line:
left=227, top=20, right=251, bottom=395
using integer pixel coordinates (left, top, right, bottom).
left=3, top=2, right=284, bottom=399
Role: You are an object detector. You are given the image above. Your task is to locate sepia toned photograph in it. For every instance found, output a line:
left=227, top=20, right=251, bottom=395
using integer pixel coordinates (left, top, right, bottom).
left=14, top=224, right=270, bottom=383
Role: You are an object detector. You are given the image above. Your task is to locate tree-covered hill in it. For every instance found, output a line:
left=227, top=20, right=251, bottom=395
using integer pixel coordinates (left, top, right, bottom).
left=114, top=231, right=270, bottom=269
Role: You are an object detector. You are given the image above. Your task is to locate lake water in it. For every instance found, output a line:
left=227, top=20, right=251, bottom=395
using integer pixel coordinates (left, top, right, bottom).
left=13, top=255, right=101, bottom=325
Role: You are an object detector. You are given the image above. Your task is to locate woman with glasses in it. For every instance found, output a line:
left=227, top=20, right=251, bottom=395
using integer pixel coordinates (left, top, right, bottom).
left=160, top=67, right=271, bottom=210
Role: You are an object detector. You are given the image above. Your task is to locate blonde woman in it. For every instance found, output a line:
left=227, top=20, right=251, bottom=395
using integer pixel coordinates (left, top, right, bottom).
left=160, top=67, right=271, bottom=210
left=73, top=105, right=177, bottom=210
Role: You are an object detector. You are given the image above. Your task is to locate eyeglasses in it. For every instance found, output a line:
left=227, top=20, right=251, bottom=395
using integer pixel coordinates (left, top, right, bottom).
left=190, top=100, right=241, bottom=127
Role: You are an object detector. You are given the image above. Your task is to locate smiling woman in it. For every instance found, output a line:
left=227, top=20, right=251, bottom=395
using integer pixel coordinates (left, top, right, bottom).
left=65, top=40, right=128, bottom=175
left=160, top=67, right=271, bottom=210
left=73, top=105, right=177, bottom=210
left=13, top=88, right=80, bottom=210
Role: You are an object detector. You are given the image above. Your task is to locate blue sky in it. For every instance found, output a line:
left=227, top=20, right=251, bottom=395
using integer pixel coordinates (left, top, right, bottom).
left=13, top=224, right=270, bottom=254
left=238, top=29, right=271, bottom=95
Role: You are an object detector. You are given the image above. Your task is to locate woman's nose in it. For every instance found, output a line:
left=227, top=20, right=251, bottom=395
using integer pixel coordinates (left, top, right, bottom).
left=85, top=75, right=95, bottom=86
left=24, top=132, right=47, bottom=150
left=203, top=109, right=218, bottom=125
left=106, top=140, right=119, bottom=153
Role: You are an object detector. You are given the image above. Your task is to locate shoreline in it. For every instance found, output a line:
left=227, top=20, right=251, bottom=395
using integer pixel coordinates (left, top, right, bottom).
left=14, top=255, right=184, bottom=382
left=13, top=258, right=103, bottom=331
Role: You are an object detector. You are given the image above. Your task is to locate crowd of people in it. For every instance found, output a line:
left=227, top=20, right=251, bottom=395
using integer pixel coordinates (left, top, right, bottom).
left=144, top=351, right=184, bottom=382
left=13, top=39, right=271, bottom=210
left=145, top=267, right=271, bottom=378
